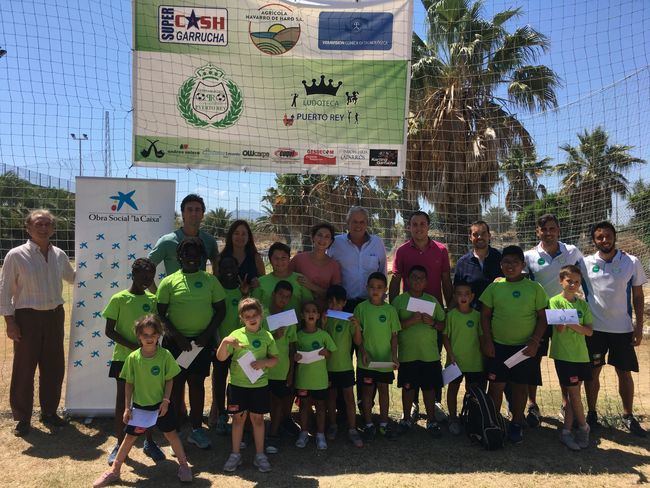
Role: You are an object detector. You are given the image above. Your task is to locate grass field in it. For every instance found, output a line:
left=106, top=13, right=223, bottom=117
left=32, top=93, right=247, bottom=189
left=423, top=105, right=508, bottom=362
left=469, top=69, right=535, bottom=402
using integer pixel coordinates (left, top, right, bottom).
left=0, top=285, right=648, bottom=487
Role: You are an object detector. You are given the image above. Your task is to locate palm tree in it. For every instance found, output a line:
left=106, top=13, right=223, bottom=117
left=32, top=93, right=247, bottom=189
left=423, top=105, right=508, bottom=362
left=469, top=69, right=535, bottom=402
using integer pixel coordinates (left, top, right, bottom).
left=555, top=127, right=646, bottom=235
left=500, top=144, right=552, bottom=213
left=203, top=207, right=233, bottom=238
left=408, top=0, right=560, bottom=256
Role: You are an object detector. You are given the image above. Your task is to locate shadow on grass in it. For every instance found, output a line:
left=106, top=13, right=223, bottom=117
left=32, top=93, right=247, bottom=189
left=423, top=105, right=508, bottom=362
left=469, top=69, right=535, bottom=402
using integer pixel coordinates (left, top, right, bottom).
left=20, top=419, right=108, bottom=460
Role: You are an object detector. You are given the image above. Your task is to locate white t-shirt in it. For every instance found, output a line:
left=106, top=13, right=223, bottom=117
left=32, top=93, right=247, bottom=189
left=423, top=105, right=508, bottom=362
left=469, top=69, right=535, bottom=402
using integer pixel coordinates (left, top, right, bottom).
left=524, top=242, right=583, bottom=297
left=580, top=250, right=647, bottom=333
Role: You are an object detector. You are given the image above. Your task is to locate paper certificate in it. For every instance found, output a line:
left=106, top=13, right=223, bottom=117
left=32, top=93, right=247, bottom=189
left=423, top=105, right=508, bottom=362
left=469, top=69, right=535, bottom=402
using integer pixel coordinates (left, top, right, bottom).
left=406, top=297, right=435, bottom=316
left=237, top=350, right=264, bottom=383
left=442, top=363, right=463, bottom=385
left=368, top=361, right=395, bottom=369
left=297, top=348, right=324, bottom=364
left=266, top=309, right=298, bottom=331
left=326, top=310, right=354, bottom=321
left=175, top=341, right=204, bottom=369
left=545, top=309, right=579, bottom=325
left=503, top=347, right=531, bottom=369
left=128, top=407, right=159, bottom=429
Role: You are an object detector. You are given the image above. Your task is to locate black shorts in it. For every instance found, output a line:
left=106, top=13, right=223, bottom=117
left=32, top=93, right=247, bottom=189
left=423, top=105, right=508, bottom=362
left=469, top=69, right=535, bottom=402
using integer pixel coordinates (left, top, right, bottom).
left=586, top=331, right=639, bottom=372
left=485, top=343, right=542, bottom=385
left=124, top=402, right=177, bottom=436
left=449, top=371, right=486, bottom=387
left=296, top=388, right=329, bottom=401
left=328, top=370, right=355, bottom=389
left=109, top=361, right=125, bottom=379
left=554, top=359, right=592, bottom=386
left=536, top=330, right=550, bottom=357
left=357, top=367, right=394, bottom=385
left=163, top=335, right=214, bottom=377
left=397, top=361, right=442, bottom=390
left=268, top=379, right=294, bottom=399
left=227, top=384, right=270, bottom=414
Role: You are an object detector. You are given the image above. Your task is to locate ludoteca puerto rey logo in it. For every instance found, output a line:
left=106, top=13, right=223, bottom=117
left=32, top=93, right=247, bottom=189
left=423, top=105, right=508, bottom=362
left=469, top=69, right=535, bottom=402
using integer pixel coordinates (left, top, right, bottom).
left=178, top=64, right=243, bottom=129
left=247, top=3, right=301, bottom=55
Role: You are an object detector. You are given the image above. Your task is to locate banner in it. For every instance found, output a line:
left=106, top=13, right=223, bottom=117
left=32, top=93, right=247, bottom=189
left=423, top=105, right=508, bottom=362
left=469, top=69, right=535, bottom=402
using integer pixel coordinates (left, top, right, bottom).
left=133, top=0, right=413, bottom=176
left=65, top=177, right=175, bottom=416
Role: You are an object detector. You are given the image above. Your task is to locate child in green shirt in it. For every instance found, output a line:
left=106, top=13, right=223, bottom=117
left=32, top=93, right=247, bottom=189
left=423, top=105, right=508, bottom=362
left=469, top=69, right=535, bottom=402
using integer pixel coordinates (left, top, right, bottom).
left=93, top=315, right=191, bottom=487
left=442, top=281, right=484, bottom=435
left=549, top=265, right=593, bottom=450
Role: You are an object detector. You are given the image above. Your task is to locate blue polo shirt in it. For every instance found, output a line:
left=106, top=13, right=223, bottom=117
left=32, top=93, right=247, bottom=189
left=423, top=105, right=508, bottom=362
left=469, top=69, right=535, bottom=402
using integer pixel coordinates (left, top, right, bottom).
left=453, top=247, right=503, bottom=309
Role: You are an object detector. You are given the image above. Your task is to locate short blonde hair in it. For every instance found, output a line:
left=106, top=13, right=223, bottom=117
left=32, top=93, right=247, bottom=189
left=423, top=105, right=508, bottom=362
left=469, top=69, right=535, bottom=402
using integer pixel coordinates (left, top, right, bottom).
left=238, top=297, right=263, bottom=317
left=25, top=209, right=55, bottom=226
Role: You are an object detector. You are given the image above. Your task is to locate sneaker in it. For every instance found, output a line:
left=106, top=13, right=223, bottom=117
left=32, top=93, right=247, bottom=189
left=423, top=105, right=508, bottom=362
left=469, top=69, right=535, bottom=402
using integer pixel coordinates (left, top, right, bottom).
left=378, top=424, right=398, bottom=441
left=586, top=410, right=600, bottom=429
left=177, top=464, right=193, bottom=483
left=265, top=434, right=280, bottom=454
left=410, top=402, right=420, bottom=420
left=398, top=418, right=412, bottom=433
left=348, top=428, right=363, bottom=448
left=187, top=427, right=212, bottom=449
left=92, top=471, right=120, bottom=488
left=13, top=420, right=30, bottom=437
left=215, top=413, right=231, bottom=435
left=363, top=424, right=376, bottom=441
left=427, top=421, right=442, bottom=438
left=316, top=433, right=328, bottom=450
left=448, top=421, right=462, bottom=436
left=623, top=415, right=647, bottom=438
left=254, top=453, right=272, bottom=473
left=326, top=424, right=338, bottom=441
left=295, top=431, right=310, bottom=448
left=508, top=422, right=523, bottom=444
left=40, top=413, right=68, bottom=427
left=143, top=439, right=166, bottom=462
left=434, top=402, right=448, bottom=423
left=223, top=452, right=242, bottom=472
left=575, top=425, right=590, bottom=448
left=560, top=430, right=580, bottom=451
left=107, top=443, right=119, bottom=466
left=526, top=404, right=541, bottom=428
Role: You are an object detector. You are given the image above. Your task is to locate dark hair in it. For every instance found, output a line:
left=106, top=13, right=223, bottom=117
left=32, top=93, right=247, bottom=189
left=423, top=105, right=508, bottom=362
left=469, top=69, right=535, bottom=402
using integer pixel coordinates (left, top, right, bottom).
left=223, top=219, right=259, bottom=257
left=501, top=245, right=525, bottom=262
left=326, top=284, right=347, bottom=302
left=176, top=237, right=206, bottom=261
left=218, top=254, right=238, bottom=270
left=470, top=220, right=491, bottom=234
left=559, top=264, right=582, bottom=280
left=408, top=264, right=428, bottom=277
left=409, top=210, right=430, bottom=225
left=310, top=222, right=337, bottom=242
left=268, top=241, right=291, bottom=259
left=367, top=271, right=387, bottom=286
left=301, top=300, right=320, bottom=313
left=239, top=297, right=263, bottom=317
left=135, top=314, right=164, bottom=337
left=591, top=221, right=617, bottom=240
left=273, top=280, right=294, bottom=294
left=180, top=194, right=206, bottom=213
left=537, top=214, right=559, bottom=228
left=132, top=257, right=156, bottom=274
left=454, top=280, right=473, bottom=291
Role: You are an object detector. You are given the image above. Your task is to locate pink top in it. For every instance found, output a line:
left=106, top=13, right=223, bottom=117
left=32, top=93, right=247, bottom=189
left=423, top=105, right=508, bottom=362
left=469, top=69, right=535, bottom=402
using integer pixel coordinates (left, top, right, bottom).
left=289, top=252, right=342, bottom=294
left=392, top=238, right=450, bottom=303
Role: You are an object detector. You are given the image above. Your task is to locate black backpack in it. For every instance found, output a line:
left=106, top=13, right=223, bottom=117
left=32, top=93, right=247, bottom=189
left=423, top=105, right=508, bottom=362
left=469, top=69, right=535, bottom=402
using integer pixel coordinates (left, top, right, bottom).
left=460, top=385, right=506, bottom=450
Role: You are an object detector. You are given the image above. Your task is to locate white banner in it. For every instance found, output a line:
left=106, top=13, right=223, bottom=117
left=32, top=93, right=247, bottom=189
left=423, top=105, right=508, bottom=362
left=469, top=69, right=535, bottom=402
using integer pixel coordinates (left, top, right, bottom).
left=65, top=177, right=175, bottom=416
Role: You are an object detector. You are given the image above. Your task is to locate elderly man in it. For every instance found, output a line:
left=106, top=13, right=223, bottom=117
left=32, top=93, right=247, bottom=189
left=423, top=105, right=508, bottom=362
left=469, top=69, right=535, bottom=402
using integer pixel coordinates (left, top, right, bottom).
left=0, top=209, right=75, bottom=436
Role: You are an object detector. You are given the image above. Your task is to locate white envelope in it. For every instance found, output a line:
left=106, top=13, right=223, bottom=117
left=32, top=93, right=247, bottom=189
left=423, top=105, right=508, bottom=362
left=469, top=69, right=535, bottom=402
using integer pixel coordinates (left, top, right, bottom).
left=545, top=309, right=579, bottom=325
left=503, top=347, right=531, bottom=369
left=406, top=297, right=435, bottom=316
left=175, top=341, right=204, bottom=369
left=128, top=407, right=159, bottom=429
left=266, top=309, right=298, bottom=331
left=326, top=309, right=354, bottom=321
left=368, top=361, right=395, bottom=369
left=297, top=348, right=324, bottom=364
left=442, top=363, right=463, bottom=385
left=237, top=350, right=264, bottom=383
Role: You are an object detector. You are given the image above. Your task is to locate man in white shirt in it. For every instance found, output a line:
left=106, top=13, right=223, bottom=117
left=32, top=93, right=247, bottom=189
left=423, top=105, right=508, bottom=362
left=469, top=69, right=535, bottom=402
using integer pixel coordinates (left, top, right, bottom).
left=0, top=209, right=75, bottom=436
left=580, top=221, right=647, bottom=437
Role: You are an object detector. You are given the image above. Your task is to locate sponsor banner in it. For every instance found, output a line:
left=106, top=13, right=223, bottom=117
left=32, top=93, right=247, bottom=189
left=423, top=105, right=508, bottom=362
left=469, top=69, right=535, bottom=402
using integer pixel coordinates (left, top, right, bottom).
left=65, top=177, right=175, bottom=416
left=133, top=0, right=412, bottom=176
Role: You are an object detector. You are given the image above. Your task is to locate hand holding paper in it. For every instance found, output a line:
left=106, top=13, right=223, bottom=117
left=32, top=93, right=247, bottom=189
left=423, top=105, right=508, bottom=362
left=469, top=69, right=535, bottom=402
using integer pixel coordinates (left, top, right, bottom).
left=237, top=350, right=264, bottom=383
left=266, top=309, right=298, bottom=331
left=176, top=341, right=204, bottom=369
left=297, top=348, right=325, bottom=364
left=442, top=363, right=462, bottom=385
left=503, top=347, right=531, bottom=369
left=545, top=309, right=579, bottom=325
left=326, top=310, right=354, bottom=321
left=406, top=297, right=435, bottom=316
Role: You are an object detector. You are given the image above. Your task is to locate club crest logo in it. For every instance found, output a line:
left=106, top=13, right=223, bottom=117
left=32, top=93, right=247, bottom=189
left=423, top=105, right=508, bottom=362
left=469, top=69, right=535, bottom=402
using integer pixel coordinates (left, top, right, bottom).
left=151, top=366, right=161, bottom=376
left=466, top=320, right=475, bottom=328
left=379, top=314, right=387, bottom=323
left=537, top=258, right=545, bottom=265
left=194, top=281, right=203, bottom=288
left=178, top=64, right=243, bottom=129
left=142, top=304, right=151, bottom=312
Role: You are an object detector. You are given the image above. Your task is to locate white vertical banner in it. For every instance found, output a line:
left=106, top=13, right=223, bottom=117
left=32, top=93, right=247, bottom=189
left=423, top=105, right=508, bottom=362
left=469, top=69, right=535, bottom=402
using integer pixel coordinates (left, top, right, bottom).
left=65, top=177, right=175, bottom=416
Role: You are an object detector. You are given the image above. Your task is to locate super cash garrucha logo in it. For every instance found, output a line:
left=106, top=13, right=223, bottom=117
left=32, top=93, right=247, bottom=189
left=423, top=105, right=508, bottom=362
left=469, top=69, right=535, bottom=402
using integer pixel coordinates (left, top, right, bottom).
left=178, top=64, right=243, bottom=129
left=247, top=3, right=301, bottom=55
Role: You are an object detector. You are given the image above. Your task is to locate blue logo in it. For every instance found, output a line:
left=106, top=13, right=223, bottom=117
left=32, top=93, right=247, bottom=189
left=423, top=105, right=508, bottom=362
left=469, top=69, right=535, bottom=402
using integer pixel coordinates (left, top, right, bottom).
left=318, top=12, right=393, bottom=51
left=151, top=366, right=161, bottom=376
left=110, top=190, right=138, bottom=211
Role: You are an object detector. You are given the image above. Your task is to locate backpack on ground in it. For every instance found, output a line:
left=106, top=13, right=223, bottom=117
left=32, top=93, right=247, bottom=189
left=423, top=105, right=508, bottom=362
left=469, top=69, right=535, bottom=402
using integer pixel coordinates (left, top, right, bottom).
left=460, top=385, right=506, bottom=450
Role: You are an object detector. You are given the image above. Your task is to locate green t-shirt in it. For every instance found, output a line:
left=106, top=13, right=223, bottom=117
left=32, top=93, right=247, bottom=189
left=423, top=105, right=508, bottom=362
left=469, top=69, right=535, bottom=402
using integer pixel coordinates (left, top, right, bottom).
left=325, top=317, right=355, bottom=372
left=479, top=278, right=548, bottom=345
left=219, top=286, right=243, bottom=340
left=392, top=292, right=446, bottom=362
left=120, top=347, right=181, bottom=407
left=227, top=327, right=279, bottom=388
left=156, top=270, right=226, bottom=337
left=149, top=228, right=217, bottom=275
left=549, top=294, right=593, bottom=363
left=295, top=328, right=337, bottom=390
left=102, top=290, right=156, bottom=362
left=444, top=308, right=483, bottom=372
left=354, top=300, right=401, bottom=372
left=252, top=272, right=314, bottom=313
left=262, top=316, right=297, bottom=381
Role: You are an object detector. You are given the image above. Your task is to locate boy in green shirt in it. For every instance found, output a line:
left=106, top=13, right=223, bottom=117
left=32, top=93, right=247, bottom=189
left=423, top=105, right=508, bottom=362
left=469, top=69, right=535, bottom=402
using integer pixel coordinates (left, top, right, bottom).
left=442, top=281, right=484, bottom=435
left=355, top=272, right=400, bottom=440
left=480, top=245, right=548, bottom=444
left=549, top=265, right=593, bottom=450
left=392, top=265, right=446, bottom=437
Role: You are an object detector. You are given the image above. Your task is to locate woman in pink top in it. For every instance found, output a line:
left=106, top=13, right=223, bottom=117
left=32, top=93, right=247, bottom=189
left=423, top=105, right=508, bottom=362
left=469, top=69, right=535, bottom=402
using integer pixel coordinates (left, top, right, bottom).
left=289, top=223, right=342, bottom=307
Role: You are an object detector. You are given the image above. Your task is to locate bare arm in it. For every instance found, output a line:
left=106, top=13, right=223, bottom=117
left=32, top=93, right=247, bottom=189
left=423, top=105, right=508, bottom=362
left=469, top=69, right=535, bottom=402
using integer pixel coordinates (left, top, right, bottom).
left=4, top=315, right=20, bottom=342
left=480, top=305, right=495, bottom=358
left=123, top=382, right=134, bottom=423
left=566, top=322, right=593, bottom=337
left=105, top=318, right=139, bottom=351
left=524, top=309, right=548, bottom=357
left=442, top=333, right=455, bottom=364
left=391, top=333, right=399, bottom=367
left=157, top=303, right=191, bottom=351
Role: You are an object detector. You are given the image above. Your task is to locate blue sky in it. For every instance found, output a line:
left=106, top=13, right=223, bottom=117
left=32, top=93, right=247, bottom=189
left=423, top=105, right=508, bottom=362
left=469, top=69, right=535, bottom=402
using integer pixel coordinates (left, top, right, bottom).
left=0, top=0, right=648, bottom=222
